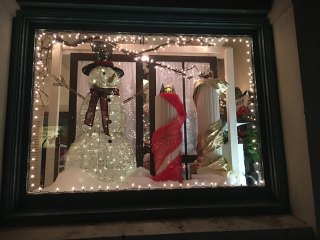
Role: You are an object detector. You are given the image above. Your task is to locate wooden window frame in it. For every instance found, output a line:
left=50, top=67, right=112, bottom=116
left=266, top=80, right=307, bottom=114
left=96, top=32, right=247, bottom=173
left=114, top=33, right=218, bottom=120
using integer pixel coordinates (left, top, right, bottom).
left=1, top=3, right=289, bottom=224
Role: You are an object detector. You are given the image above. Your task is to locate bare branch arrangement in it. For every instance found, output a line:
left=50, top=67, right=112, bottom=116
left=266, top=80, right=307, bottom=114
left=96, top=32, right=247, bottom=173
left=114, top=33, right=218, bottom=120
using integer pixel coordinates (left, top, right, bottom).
left=34, top=32, right=219, bottom=103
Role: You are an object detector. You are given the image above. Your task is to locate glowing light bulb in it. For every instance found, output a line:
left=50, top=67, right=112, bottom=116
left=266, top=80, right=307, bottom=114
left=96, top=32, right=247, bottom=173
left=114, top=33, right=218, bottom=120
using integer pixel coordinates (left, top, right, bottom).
left=141, top=55, right=149, bottom=62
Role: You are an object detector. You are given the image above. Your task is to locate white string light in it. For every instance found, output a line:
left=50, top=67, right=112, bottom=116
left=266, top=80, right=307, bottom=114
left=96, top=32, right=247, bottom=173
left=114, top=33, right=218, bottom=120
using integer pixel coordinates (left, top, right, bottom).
left=33, top=180, right=241, bottom=193
left=30, top=32, right=263, bottom=192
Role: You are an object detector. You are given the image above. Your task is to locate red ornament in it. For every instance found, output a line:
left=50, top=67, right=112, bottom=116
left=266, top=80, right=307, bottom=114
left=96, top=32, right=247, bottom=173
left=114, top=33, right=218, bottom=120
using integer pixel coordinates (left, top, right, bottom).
left=236, top=106, right=249, bottom=118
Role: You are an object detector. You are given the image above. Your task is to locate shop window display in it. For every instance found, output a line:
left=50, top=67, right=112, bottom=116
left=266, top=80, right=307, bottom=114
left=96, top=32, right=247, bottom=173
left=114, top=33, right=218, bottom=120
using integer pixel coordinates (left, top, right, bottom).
left=28, top=31, right=263, bottom=193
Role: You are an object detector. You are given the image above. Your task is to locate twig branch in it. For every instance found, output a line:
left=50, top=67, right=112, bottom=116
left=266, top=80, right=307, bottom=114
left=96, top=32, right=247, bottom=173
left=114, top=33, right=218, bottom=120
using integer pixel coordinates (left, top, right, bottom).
left=36, top=33, right=209, bottom=103
left=55, top=35, right=101, bottom=47
left=38, top=88, right=49, bottom=99
left=123, top=85, right=149, bottom=104
left=38, top=91, right=45, bottom=107
left=51, top=74, right=85, bottom=100
left=148, top=62, right=198, bottom=79
left=138, top=41, right=175, bottom=54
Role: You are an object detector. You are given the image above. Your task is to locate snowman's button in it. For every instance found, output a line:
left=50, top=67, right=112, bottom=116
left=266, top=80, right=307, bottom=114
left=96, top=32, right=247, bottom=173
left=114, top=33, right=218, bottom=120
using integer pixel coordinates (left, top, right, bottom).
left=108, top=120, right=112, bottom=124
left=108, top=139, right=112, bottom=143
left=107, top=98, right=111, bottom=102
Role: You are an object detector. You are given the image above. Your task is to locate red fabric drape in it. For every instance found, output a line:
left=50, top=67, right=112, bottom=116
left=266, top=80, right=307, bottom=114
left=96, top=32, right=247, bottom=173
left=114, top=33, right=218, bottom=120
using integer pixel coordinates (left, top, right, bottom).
left=152, top=93, right=186, bottom=182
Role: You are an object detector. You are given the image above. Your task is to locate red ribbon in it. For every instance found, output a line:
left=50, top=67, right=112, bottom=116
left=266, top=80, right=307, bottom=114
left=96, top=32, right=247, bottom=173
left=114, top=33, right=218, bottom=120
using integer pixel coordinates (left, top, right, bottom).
left=151, top=93, right=186, bottom=182
left=84, top=87, right=119, bottom=136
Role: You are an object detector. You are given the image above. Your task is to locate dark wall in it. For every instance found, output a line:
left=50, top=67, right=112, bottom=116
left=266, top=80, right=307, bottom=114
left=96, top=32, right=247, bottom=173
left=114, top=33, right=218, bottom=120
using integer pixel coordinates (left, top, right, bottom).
left=17, top=0, right=272, bottom=12
left=293, top=0, right=320, bottom=238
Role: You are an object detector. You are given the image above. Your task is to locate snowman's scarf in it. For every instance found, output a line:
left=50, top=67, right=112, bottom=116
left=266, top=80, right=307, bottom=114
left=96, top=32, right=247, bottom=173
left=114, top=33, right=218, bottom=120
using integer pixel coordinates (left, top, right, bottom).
left=84, top=86, right=120, bottom=136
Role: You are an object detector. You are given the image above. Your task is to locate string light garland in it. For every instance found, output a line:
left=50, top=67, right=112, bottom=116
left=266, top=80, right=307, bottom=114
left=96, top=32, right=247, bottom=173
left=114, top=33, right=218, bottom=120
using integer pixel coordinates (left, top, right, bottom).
left=34, top=179, right=229, bottom=193
left=29, top=31, right=262, bottom=192
left=240, top=39, right=263, bottom=185
left=34, top=32, right=254, bottom=95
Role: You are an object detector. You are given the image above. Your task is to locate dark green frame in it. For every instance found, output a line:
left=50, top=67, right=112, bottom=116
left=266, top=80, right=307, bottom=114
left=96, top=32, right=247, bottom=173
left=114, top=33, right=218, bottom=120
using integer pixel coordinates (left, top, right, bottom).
left=1, top=3, right=289, bottom=224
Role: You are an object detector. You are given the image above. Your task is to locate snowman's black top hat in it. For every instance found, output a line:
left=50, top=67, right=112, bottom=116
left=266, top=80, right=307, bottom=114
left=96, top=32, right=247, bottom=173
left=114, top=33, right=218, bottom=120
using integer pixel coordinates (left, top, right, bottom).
left=82, top=60, right=124, bottom=77
left=82, top=41, right=124, bottom=77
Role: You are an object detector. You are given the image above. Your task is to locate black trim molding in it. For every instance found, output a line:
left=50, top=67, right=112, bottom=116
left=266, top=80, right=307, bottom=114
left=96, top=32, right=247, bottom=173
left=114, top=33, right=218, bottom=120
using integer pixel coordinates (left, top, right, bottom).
left=17, top=0, right=272, bottom=13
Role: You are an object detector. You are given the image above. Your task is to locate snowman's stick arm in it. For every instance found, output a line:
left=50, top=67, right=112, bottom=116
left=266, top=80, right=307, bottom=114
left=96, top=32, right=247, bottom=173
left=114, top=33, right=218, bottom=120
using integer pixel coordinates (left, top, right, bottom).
left=123, top=86, right=149, bottom=104
left=51, top=74, right=86, bottom=100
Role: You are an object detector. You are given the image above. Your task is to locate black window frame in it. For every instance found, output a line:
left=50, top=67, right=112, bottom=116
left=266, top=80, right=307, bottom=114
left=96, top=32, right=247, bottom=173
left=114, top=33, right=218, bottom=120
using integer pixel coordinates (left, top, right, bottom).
left=1, top=3, right=289, bottom=224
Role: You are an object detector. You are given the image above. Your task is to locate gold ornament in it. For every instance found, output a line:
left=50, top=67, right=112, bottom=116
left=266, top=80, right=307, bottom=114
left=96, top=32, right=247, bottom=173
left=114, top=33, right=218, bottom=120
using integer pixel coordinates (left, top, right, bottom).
left=160, top=83, right=175, bottom=93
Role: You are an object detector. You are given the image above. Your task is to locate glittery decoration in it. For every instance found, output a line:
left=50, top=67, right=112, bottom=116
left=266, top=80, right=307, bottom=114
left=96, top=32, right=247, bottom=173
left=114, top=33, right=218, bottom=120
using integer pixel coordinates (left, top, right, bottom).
left=160, top=83, right=176, bottom=93
left=193, top=77, right=228, bottom=101
left=152, top=93, right=186, bottom=182
left=91, top=41, right=113, bottom=61
left=64, top=66, right=136, bottom=183
left=196, top=119, right=229, bottom=176
left=87, top=66, right=120, bottom=88
left=193, top=77, right=229, bottom=176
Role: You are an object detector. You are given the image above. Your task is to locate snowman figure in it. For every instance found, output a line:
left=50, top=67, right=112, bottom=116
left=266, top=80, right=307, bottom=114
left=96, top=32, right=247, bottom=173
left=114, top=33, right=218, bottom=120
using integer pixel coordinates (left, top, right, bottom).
left=64, top=58, right=136, bottom=183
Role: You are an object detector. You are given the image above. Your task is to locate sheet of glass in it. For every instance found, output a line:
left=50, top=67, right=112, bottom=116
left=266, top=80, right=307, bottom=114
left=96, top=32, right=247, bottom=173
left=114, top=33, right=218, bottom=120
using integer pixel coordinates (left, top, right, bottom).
left=28, top=32, right=263, bottom=193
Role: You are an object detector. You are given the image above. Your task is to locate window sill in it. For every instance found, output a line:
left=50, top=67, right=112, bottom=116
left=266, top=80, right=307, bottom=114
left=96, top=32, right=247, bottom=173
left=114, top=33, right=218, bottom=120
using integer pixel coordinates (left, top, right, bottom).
left=0, top=214, right=314, bottom=240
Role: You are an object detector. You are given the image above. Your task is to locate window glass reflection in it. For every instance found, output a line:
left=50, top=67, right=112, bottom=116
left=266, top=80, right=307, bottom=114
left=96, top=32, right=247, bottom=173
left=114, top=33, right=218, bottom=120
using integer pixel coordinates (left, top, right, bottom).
left=29, top=32, right=263, bottom=193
